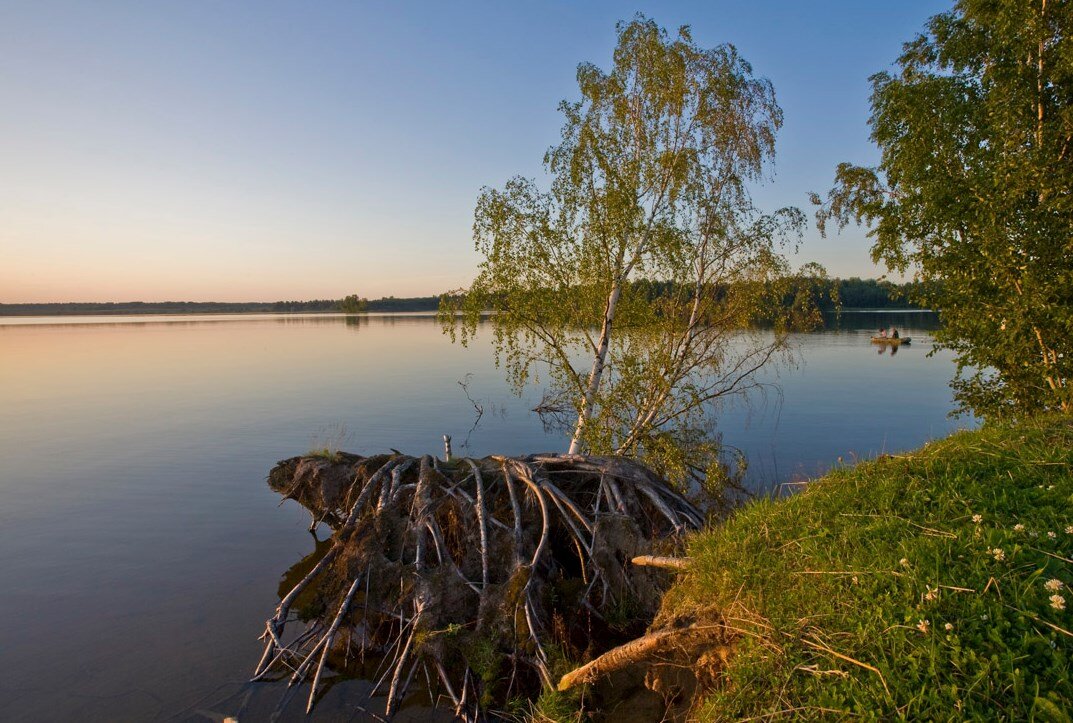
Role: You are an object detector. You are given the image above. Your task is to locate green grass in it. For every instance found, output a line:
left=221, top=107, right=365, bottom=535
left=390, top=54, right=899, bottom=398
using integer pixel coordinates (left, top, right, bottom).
left=660, top=416, right=1073, bottom=720
left=306, top=446, right=342, bottom=463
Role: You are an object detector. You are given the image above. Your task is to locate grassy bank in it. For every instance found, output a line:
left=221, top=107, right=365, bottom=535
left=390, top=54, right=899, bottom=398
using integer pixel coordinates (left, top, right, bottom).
left=654, top=417, right=1072, bottom=719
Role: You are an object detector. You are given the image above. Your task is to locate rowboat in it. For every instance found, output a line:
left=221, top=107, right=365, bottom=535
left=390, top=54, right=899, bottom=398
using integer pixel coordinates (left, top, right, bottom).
left=871, top=337, right=911, bottom=345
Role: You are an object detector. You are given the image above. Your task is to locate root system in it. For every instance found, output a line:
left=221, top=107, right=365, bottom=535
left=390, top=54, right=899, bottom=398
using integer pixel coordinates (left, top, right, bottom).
left=253, top=452, right=704, bottom=720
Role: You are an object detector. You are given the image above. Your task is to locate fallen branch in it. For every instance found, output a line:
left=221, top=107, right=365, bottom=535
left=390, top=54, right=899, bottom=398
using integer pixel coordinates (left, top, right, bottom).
left=631, top=555, right=691, bottom=571
left=557, top=623, right=727, bottom=691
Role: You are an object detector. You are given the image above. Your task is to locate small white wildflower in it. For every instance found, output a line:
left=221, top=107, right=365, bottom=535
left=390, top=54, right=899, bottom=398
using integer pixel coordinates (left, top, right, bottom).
left=1013, top=523, right=1025, bottom=533
left=1048, top=531, right=1057, bottom=539
left=1066, top=525, right=1073, bottom=535
left=1050, top=594, right=1066, bottom=612
left=980, top=614, right=989, bottom=621
left=900, top=557, right=910, bottom=568
left=916, top=619, right=930, bottom=634
left=944, top=622, right=954, bottom=631
left=1044, top=579, right=1064, bottom=593
left=924, top=585, right=939, bottom=602
left=972, top=514, right=983, bottom=524
left=851, top=575, right=859, bottom=585
left=992, top=548, right=1006, bottom=561
left=1047, top=485, right=1055, bottom=491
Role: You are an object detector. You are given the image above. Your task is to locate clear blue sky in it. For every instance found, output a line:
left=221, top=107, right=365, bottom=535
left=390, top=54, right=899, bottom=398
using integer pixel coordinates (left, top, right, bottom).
left=0, top=1, right=950, bottom=303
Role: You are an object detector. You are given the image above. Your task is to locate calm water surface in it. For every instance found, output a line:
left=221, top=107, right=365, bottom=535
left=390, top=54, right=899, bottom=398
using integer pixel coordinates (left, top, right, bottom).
left=0, top=312, right=972, bottom=721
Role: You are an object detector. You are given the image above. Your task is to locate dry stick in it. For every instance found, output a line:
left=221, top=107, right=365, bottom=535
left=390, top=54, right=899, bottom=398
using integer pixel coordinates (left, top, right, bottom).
left=255, top=549, right=337, bottom=674
left=306, top=575, right=363, bottom=713
left=249, top=625, right=322, bottom=682
left=422, top=663, right=437, bottom=713
left=512, top=463, right=553, bottom=665
left=370, top=615, right=417, bottom=696
left=541, top=485, right=592, bottom=555
left=465, top=459, right=490, bottom=589
left=606, top=476, right=629, bottom=515
left=839, top=513, right=957, bottom=539
left=426, top=518, right=481, bottom=594
left=557, top=623, right=727, bottom=691
left=501, top=461, right=524, bottom=559
left=541, top=479, right=595, bottom=534
left=800, top=637, right=891, bottom=698
left=631, top=555, right=691, bottom=570
left=380, top=458, right=414, bottom=511
left=414, top=456, right=432, bottom=570
left=385, top=625, right=417, bottom=716
left=254, top=457, right=401, bottom=677
left=513, top=462, right=551, bottom=581
left=393, top=659, right=420, bottom=716
left=457, top=669, right=469, bottom=719
left=289, top=635, right=328, bottom=687
left=433, top=659, right=464, bottom=714
left=438, top=479, right=512, bottom=533
left=646, top=477, right=704, bottom=528
left=385, top=457, right=433, bottom=717
left=633, top=480, right=687, bottom=533
left=1027, top=546, right=1073, bottom=565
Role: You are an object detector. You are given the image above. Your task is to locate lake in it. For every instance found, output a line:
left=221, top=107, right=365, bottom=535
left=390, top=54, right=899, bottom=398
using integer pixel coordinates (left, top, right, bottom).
left=0, top=311, right=972, bottom=721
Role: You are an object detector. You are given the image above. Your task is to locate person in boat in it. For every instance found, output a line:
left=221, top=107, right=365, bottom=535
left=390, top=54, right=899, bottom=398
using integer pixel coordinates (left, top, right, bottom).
left=891, top=327, right=900, bottom=339
left=878, top=327, right=888, bottom=338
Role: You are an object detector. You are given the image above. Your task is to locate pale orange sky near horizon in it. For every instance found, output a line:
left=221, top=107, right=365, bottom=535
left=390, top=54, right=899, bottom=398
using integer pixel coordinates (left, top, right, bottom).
left=1, top=1, right=940, bottom=304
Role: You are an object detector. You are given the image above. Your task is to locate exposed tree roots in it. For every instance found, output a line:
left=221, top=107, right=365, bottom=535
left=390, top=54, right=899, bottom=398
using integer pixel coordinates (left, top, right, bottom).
left=254, top=452, right=704, bottom=720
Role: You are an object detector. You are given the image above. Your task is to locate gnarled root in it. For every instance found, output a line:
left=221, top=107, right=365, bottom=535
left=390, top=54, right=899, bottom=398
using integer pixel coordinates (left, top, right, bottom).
left=256, top=451, right=703, bottom=720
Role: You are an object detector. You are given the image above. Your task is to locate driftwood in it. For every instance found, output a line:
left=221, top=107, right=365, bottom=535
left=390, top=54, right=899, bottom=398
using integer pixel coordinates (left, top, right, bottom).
left=253, top=451, right=703, bottom=720
left=557, top=623, right=725, bottom=691
left=630, top=555, right=691, bottom=571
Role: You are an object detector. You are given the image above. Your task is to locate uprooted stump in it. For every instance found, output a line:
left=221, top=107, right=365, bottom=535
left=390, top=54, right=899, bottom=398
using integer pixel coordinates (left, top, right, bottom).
left=253, top=451, right=704, bottom=719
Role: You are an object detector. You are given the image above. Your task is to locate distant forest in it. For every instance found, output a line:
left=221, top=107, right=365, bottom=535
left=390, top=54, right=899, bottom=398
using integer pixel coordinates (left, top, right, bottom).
left=825, top=278, right=930, bottom=310
left=0, top=296, right=442, bottom=316
left=0, top=278, right=927, bottom=317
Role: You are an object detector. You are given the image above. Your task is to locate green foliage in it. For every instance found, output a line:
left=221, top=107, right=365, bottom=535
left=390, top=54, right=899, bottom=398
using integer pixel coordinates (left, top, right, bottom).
left=443, top=15, right=827, bottom=484
left=813, top=0, right=1073, bottom=418
left=662, top=416, right=1073, bottom=719
left=306, top=447, right=342, bottom=463
left=338, top=294, right=368, bottom=314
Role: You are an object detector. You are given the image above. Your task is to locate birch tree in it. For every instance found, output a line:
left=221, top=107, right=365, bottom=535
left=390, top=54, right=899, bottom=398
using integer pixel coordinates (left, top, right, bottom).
left=813, top=0, right=1073, bottom=418
left=443, top=17, right=823, bottom=485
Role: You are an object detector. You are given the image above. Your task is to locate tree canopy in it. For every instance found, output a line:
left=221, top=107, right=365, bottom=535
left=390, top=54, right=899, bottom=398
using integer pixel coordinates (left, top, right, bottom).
left=338, top=294, right=368, bottom=314
left=443, top=16, right=825, bottom=487
left=813, top=0, right=1072, bottom=417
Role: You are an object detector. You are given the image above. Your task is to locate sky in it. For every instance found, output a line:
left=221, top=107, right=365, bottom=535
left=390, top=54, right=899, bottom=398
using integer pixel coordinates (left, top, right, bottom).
left=0, top=1, right=951, bottom=303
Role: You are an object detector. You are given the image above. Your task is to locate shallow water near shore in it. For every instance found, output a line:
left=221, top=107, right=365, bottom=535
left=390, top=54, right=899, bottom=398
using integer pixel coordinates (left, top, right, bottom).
left=0, top=311, right=970, bottom=720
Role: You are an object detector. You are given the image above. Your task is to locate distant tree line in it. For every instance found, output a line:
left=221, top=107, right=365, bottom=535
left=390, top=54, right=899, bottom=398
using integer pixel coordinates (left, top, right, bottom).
left=0, top=295, right=441, bottom=316
left=621, top=277, right=928, bottom=311
left=0, top=280, right=927, bottom=318
left=0, top=299, right=341, bottom=316
left=824, top=278, right=932, bottom=310
left=364, top=296, right=441, bottom=312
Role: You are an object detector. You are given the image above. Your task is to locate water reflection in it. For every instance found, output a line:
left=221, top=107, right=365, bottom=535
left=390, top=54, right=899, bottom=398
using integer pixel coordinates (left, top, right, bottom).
left=0, top=310, right=970, bottom=720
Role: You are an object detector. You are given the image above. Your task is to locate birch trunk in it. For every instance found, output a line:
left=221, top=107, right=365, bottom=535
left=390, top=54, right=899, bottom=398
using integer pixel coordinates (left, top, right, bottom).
left=568, top=279, right=622, bottom=454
